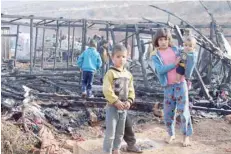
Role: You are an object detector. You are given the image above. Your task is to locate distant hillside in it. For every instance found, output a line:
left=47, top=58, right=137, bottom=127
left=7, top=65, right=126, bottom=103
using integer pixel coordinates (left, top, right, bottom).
left=2, top=1, right=231, bottom=24
left=1, top=1, right=231, bottom=43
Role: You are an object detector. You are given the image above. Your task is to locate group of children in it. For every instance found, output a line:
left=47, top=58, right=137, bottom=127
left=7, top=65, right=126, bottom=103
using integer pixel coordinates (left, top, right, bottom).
left=77, top=28, right=198, bottom=154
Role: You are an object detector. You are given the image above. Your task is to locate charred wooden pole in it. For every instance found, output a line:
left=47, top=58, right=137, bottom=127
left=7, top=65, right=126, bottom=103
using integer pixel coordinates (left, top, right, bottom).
left=59, top=30, right=62, bottom=48
left=131, top=34, right=134, bottom=60
left=41, top=21, right=46, bottom=69
left=197, top=46, right=202, bottom=68
left=79, top=19, right=87, bottom=84
left=207, top=21, right=215, bottom=83
left=54, top=20, right=59, bottom=69
left=194, top=67, right=211, bottom=100
left=14, top=25, right=19, bottom=67
left=59, top=30, right=63, bottom=62
left=71, top=27, right=75, bottom=65
left=226, top=66, right=231, bottom=83
left=125, top=26, right=128, bottom=48
left=192, top=106, right=231, bottom=115
left=150, top=29, right=154, bottom=41
left=30, top=17, right=34, bottom=74
left=106, top=24, right=109, bottom=41
left=67, top=21, right=71, bottom=70
left=81, top=19, right=87, bottom=54
left=212, top=58, right=220, bottom=68
left=221, top=63, right=227, bottom=83
left=174, top=25, right=184, bottom=46
left=110, top=30, right=116, bottom=45
left=119, top=33, right=135, bottom=43
left=33, top=27, right=38, bottom=67
left=135, top=25, right=148, bottom=87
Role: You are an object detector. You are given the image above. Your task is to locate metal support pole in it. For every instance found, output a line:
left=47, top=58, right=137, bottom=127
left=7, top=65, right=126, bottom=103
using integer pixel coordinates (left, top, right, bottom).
left=71, top=27, right=75, bottom=65
left=30, top=18, right=33, bottom=74
left=33, top=27, right=38, bottom=67
left=67, top=21, right=71, bottom=70
left=41, top=20, right=46, bottom=69
left=14, top=25, right=19, bottom=67
left=54, top=20, right=59, bottom=69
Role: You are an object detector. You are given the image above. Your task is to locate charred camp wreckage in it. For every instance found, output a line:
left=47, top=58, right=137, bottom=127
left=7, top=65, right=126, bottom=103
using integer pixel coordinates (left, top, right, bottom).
left=1, top=3, right=231, bottom=153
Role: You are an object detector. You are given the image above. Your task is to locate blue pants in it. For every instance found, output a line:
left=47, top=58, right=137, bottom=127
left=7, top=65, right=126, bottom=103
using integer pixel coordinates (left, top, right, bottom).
left=163, top=81, right=193, bottom=136
left=103, top=106, right=127, bottom=153
left=81, top=71, right=94, bottom=96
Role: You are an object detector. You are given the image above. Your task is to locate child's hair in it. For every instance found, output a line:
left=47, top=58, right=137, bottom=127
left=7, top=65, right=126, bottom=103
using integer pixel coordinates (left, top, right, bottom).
left=112, top=44, right=127, bottom=56
left=89, top=39, right=97, bottom=48
left=153, top=28, right=173, bottom=47
left=184, top=36, right=197, bottom=47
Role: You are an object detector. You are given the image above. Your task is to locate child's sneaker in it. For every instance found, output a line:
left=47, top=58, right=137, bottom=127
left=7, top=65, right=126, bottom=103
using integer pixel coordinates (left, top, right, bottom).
left=87, top=94, right=94, bottom=98
left=87, top=90, right=94, bottom=98
left=127, top=145, right=143, bottom=153
left=81, top=92, right=87, bottom=98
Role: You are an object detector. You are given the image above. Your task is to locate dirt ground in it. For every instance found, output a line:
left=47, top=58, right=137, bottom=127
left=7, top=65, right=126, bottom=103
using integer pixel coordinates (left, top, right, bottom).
left=1, top=117, right=231, bottom=154
left=77, top=118, right=231, bottom=154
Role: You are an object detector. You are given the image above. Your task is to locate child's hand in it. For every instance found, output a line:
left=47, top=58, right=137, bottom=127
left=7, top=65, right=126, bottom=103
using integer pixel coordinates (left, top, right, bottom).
left=124, top=101, right=131, bottom=110
left=114, top=100, right=125, bottom=110
left=175, top=57, right=181, bottom=65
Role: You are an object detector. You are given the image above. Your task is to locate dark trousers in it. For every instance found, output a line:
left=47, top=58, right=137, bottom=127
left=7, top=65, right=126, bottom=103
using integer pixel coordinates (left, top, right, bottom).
left=123, top=114, right=136, bottom=146
left=101, top=63, right=109, bottom=78
left=82, top=71, right=94, bottom=96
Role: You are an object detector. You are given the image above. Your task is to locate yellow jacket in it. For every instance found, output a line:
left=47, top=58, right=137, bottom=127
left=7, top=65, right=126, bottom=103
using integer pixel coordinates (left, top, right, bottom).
left=103, top=67, right=135, bottom=104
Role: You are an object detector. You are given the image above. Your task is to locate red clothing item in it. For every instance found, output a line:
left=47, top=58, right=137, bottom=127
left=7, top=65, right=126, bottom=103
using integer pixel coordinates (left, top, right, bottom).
left=159, top=47, right=185, bottom=85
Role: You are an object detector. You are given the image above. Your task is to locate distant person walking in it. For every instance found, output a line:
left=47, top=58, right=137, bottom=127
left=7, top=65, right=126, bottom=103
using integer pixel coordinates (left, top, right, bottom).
left=99, top=39, right=110, bottom=83
left=77, top=39, right=102, bottom=98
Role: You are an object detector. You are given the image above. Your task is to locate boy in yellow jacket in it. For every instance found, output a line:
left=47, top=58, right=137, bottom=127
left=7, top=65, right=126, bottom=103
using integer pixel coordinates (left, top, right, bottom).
left=103, top=44, right=135, bottom=154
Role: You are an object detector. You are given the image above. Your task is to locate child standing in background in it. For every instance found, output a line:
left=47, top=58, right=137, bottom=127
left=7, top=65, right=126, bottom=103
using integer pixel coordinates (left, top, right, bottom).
left=77, top=39, right=102, bottom=98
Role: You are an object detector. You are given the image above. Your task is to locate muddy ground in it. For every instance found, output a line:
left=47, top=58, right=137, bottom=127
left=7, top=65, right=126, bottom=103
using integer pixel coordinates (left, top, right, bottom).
left=2, top=114, right=230, bottom=154
left=77, top=117, right=231, bottom=154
